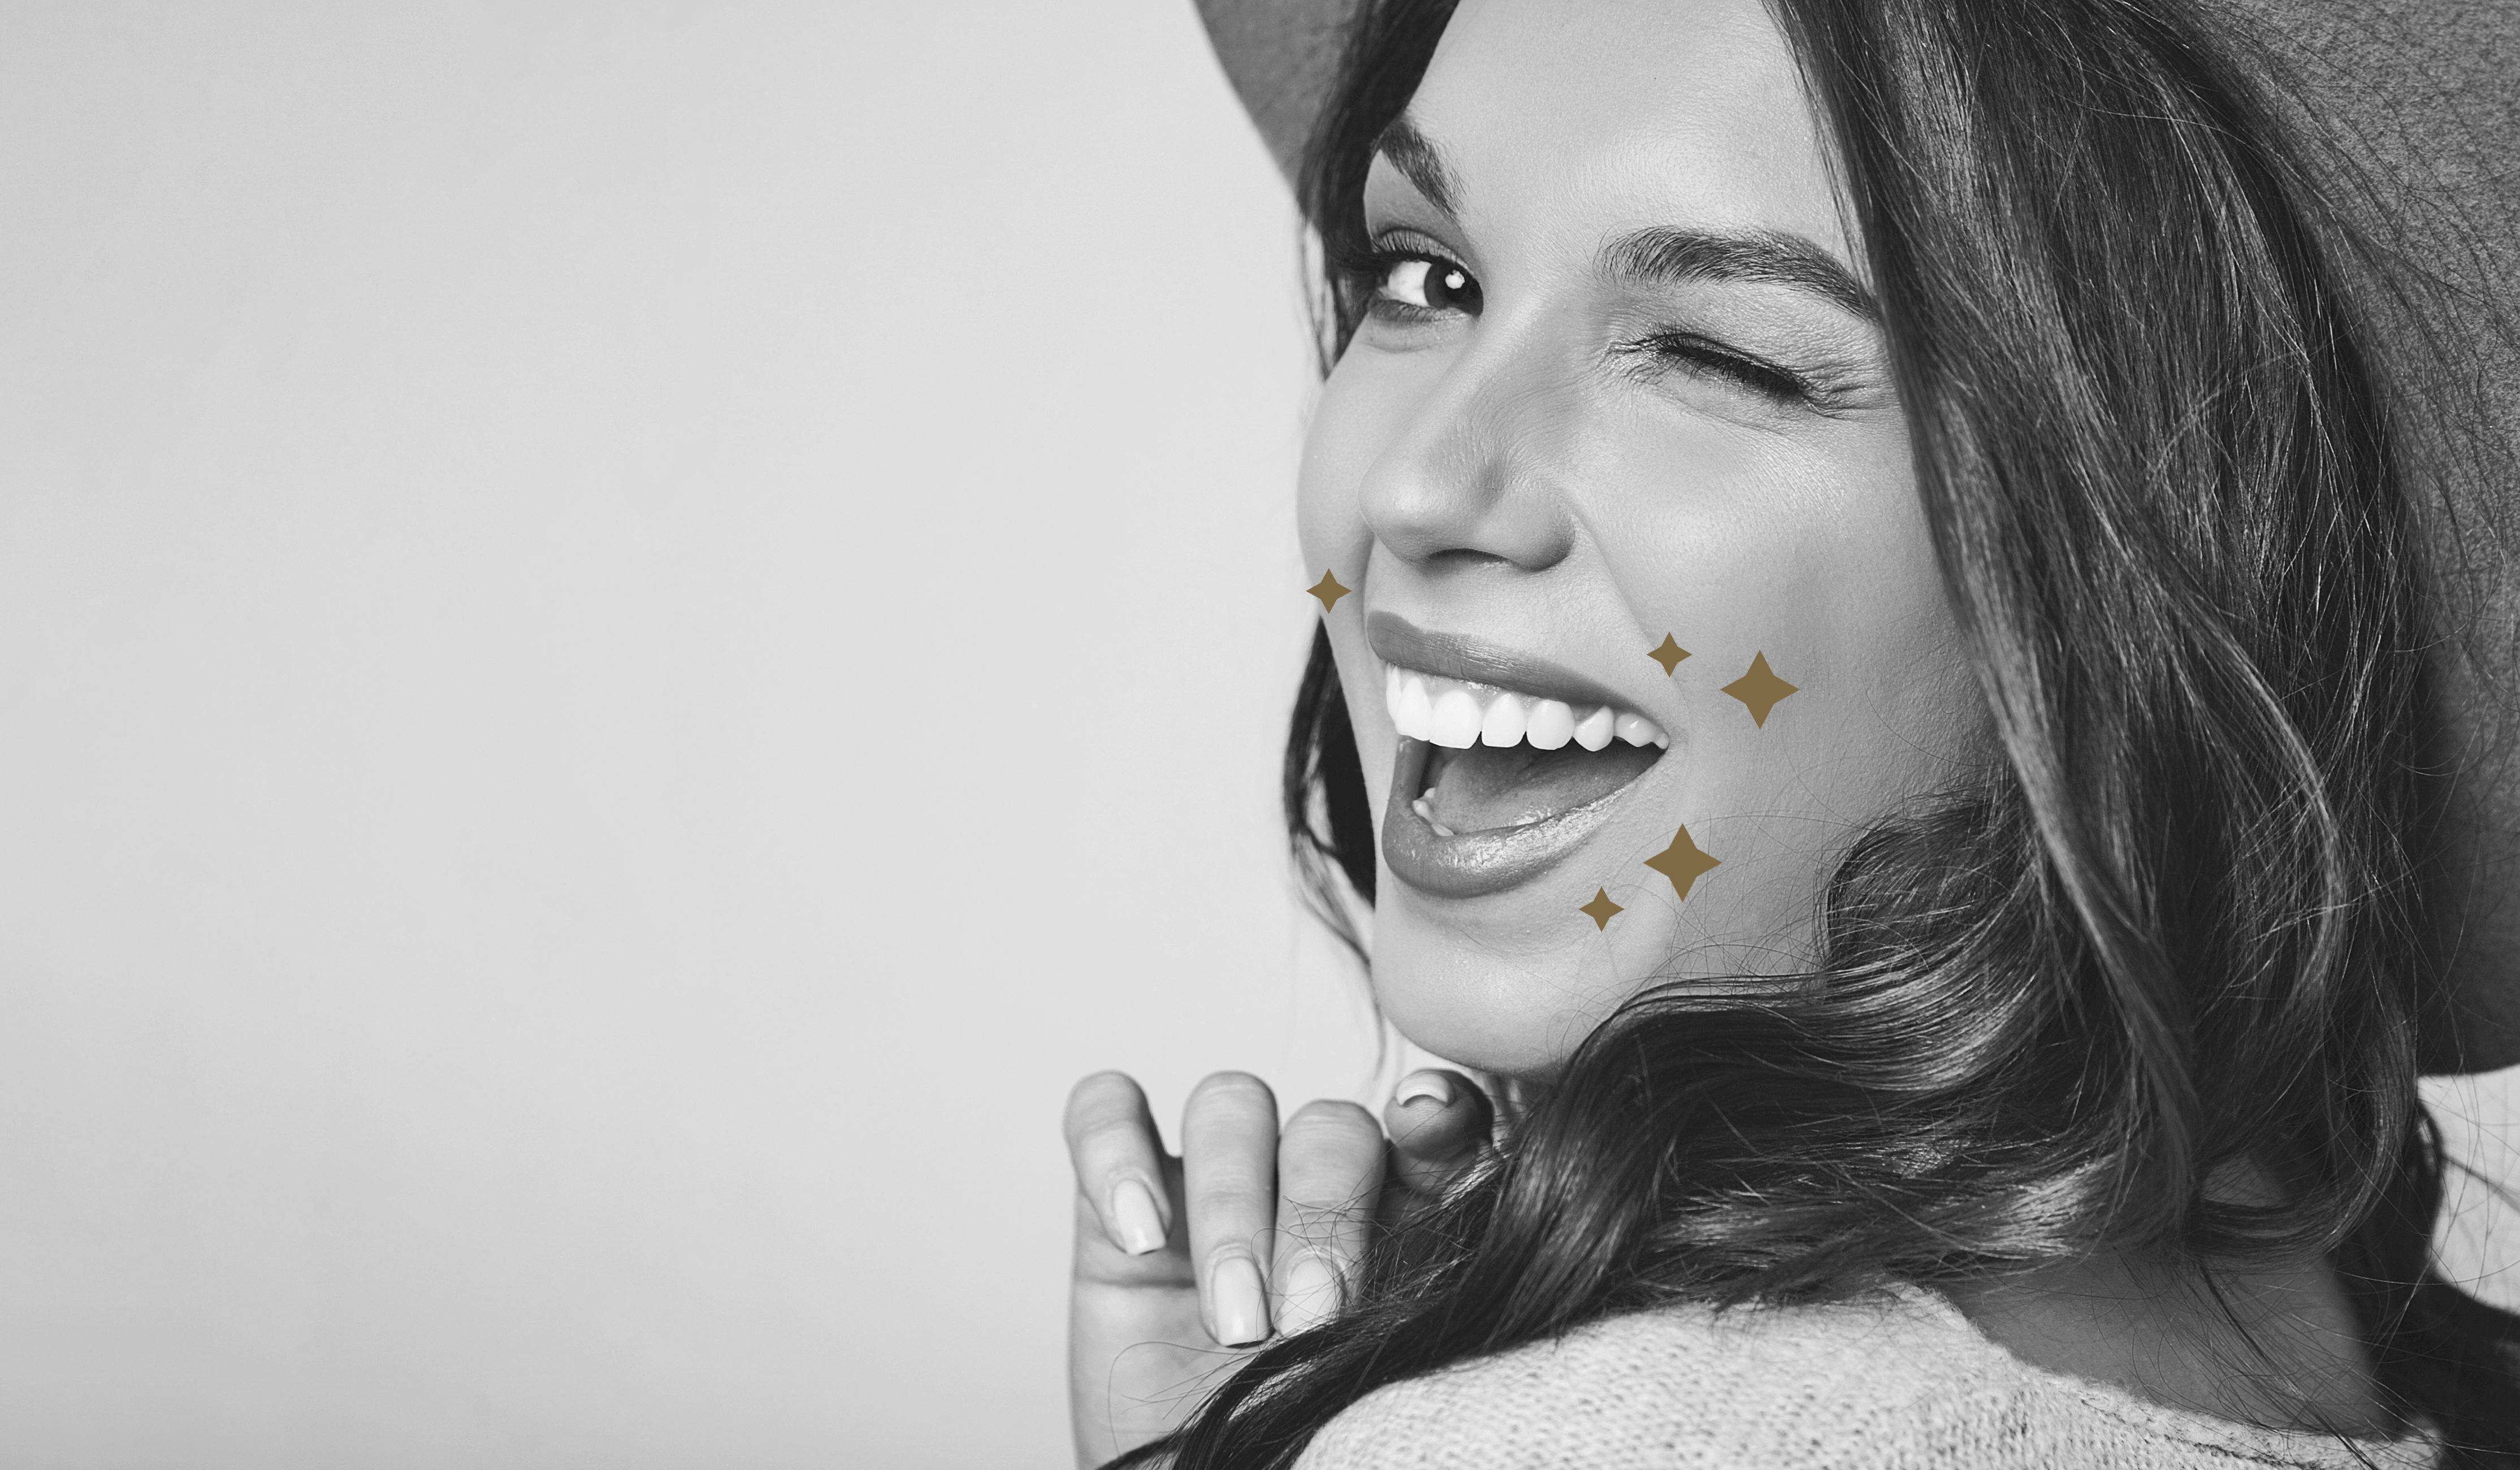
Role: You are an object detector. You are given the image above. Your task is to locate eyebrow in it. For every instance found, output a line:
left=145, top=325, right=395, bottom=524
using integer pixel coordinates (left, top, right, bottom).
left=1598, top=226, right=1880, bottom=322
left=1366, top=118, right=1876, bottom=324
left=1370, top=113, right=1461, bottom=216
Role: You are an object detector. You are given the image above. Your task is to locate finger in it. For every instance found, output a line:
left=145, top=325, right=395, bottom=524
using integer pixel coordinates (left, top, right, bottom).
left=1383, top=1069, right=1493, bottom=1202
left=1064, top=1071, right=1173, bottom=1257
left=1181, top=1071, right=1280, bottom=1347
left=1270, top=1098, right=1385, bottom=1336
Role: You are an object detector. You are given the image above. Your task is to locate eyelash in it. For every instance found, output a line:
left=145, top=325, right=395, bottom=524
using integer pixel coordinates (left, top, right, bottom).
left=1335, top=240, right=1480, bottom=323
left=1622, top=331, right=1817, bottom=405
left=1332, top=233, right=1822, bottom=407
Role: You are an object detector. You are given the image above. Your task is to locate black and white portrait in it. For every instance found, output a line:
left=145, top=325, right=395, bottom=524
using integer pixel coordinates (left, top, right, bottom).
left=2, top=3, right=2517, bottom=1467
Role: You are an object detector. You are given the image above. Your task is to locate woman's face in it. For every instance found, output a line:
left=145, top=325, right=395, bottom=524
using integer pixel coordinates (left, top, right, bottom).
left=1302, top=0, right=1990, bottom=1079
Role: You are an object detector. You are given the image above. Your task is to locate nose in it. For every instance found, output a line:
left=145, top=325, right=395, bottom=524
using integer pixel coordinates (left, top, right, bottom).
left=1356, top=327, right=1581, bottom=574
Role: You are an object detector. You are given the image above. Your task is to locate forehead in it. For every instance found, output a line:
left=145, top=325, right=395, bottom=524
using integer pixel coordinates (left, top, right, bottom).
left=1398, top=0, right=1848, bottom=255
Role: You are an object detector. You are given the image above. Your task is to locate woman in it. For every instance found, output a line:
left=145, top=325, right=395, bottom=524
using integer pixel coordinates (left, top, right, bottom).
left=1067, top=0, right=2520, bottom=1463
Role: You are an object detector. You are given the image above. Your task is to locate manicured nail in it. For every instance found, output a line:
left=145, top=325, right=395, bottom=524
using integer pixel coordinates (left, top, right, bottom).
left=1109, top=1177, right=1167, bottom=1255
left=1211, top=1255, right=1269, bottom=1346
left=1395, top=1071, right=1454, bottom=1109
left=1275, top=1252, right=1341, bottom=1335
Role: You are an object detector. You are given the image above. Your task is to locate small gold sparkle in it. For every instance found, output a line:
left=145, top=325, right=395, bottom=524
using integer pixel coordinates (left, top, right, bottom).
left=1306, top=569, right=1352, bottom=613
left=1579, top=887, right=1625, bottom=930
left=1643, top=826, right=1722, bottom=901
left=1647, top=634, right=1691, bottom=677
left=1720, top=652, right=1798, bottom=727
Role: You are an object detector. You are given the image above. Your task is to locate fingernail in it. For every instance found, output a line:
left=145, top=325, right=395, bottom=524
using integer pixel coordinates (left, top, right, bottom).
left=1275, top=1252, right=1341, bottom=1335
left=1109, top=1177, right=1167, bottom=1255
left=1396, top=1071, right=1454, bottom=1108
left=1211, top=1256, right=1269, bottom=1346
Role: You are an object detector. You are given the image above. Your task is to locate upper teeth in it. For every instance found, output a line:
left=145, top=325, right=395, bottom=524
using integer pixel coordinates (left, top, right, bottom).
left=1384, top=666, right=1669, bottom=752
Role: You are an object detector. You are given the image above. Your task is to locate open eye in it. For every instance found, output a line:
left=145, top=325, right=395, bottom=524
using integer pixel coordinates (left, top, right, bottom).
left=1375, top=254, right=1482, bottom=316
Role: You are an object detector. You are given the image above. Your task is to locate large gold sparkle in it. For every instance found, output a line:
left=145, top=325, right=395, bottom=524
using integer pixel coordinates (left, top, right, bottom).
left=1579, top=887, right=1625, bottom=930
left=1305, top=570, right=1351, bottom=613
left=1643, top=826, right=1722, bottom=901
left=1647, top=634, right=1691, bottom=676
left=1720, top=652, right=1798, bottom=727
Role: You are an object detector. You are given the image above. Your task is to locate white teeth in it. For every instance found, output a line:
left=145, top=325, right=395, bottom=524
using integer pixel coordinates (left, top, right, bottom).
left=1429, top=687, right=1484, bottom=749
left=1411, top=795, right=1456, bottom=838
left=1525, top=699, right=1575, bottom=750
left=1393, top=674, right=1434, bottom=741
left=1480, top=692, right=1529, bottom=747
left=1614, top=713, right=1668, bottom=748
left=1385, top=665, right=1668, bottom=757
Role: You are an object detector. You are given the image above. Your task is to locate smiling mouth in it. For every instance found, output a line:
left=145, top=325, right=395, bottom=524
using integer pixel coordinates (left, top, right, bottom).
left=1381, top=664, right=1668, bottom=898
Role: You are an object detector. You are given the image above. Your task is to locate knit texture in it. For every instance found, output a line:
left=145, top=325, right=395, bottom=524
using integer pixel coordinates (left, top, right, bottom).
left=1291, top=1289, right=2438, bottom=1469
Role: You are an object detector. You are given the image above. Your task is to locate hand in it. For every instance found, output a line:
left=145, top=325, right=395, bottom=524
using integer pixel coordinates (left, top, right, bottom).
left=1063, top=1068, right=1493, bottom=1469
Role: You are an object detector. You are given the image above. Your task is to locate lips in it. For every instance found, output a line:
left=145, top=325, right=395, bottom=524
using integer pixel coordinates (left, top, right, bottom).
left=1371, top=613, right=1670, bottom=899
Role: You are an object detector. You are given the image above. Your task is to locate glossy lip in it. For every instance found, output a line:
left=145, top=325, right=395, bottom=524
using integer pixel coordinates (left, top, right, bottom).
left=1381, top=736, right=1640, bottom=899
left=1369, top=611, right=1674, bottom=899
left=1367, top=611, right=1635, bottom=713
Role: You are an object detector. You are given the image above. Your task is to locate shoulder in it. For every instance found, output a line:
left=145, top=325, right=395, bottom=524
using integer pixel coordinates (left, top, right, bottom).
left=1293, top=1289, right=1996, bottom=1470
left=1291, top=1289, right=2439, bottom=1470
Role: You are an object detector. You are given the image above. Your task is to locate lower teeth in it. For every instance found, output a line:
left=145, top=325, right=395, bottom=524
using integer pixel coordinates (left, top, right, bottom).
left=1411, top=795, right=1457, bottom=838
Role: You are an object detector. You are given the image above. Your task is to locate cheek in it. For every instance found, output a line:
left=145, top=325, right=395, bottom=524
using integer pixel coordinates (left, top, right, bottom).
left=1298, top=355, right=1403, bottom=809
left=1604, top=423, right=1988, bottom=844
left=1295, top=354, right=1388, bottom=583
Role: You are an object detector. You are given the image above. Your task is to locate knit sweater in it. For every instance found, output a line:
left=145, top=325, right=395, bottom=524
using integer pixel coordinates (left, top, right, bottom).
left=1291, top=1288, right=2439, bottom=1469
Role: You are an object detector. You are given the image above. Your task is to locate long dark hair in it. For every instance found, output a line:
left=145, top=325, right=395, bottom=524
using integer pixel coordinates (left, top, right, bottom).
left=1178, top=0, right=2520, bottom=1463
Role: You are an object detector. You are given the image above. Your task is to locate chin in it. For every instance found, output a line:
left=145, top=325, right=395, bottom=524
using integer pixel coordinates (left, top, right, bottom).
left=1366, top=832, right=1837, bottom=1084
left=1367, top=895, right=1658, bottom=1082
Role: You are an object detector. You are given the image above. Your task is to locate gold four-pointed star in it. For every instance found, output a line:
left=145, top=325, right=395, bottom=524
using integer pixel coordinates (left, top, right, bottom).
left=1647, top=634, right=1691, bottom=676
left=1720, top=652, right=1798, bottom=727
left=1579, top=887, right=1625, bottom=930
left=1306, top=570, right=1351, bottom=612
left=1643, top=826, right=1722, bottom=900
